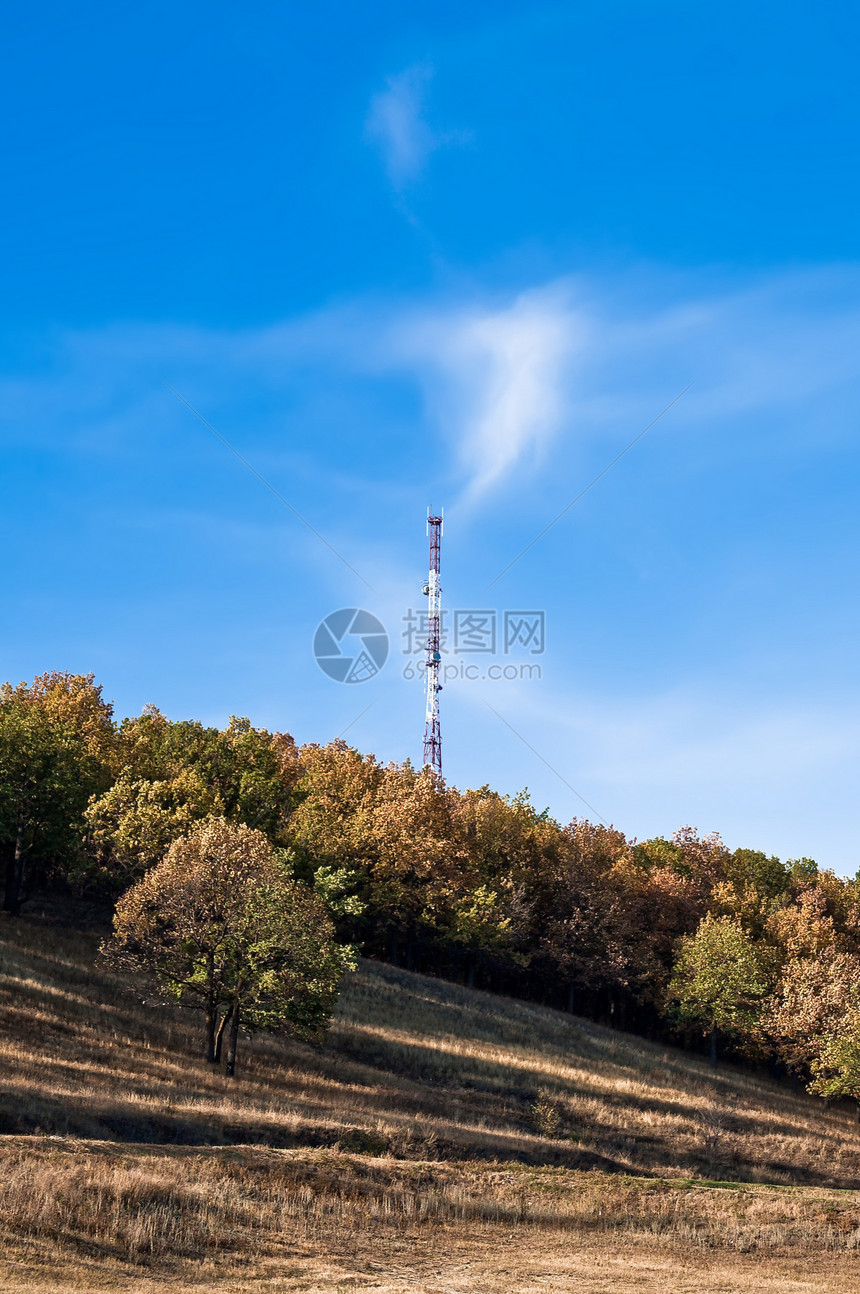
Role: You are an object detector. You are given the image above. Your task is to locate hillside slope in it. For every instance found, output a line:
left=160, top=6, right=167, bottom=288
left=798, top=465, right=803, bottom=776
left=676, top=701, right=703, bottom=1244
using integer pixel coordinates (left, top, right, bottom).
left=2, top=901, right=858, bottom=1184
left=2, top=902, right=860, bottom=1292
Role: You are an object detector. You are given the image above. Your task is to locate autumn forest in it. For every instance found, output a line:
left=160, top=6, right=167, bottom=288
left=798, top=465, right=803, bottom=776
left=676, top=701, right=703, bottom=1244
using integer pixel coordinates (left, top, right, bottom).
left=1, top=668, right=858, bottom=1116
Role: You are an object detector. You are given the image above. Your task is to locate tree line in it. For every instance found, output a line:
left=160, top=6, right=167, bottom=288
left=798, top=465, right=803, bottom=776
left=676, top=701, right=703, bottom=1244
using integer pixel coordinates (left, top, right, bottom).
left=2, top=670, right=860, bottom=1106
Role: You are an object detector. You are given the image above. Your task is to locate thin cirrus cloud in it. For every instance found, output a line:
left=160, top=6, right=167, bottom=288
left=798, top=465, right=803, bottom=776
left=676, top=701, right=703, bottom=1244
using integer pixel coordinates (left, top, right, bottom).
left=5, top=268, right=860, bottom=511
left=387, top=284, right=585, bottom=505
left=376, top=267, right=860, bottom=512
left=459, top=673, right=860, bottom=870
left=364, top=63, right=466, bottom=189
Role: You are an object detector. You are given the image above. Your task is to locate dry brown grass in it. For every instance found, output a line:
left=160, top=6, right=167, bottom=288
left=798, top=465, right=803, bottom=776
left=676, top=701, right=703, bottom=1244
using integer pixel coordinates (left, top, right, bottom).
left=2, top=1142, right=860, bottom=1292
left=3, top=902, right=860, bottom=1290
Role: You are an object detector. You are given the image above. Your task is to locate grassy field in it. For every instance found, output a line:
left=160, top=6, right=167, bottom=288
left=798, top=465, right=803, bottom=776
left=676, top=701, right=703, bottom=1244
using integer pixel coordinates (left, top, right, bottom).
left=2, top=902, right=860, bottom=1291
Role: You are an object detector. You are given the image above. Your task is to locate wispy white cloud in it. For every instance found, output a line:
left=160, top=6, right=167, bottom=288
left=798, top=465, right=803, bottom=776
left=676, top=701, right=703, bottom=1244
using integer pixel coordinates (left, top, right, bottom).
left=5, top=267, right=860, bottom=503
left=365, top=64, right=436, bottom=187
left=390, top=284, right=585, bottom=504
left=365, top=63, right=469, bottom=189
left=558, top=266, right=860, bottom=441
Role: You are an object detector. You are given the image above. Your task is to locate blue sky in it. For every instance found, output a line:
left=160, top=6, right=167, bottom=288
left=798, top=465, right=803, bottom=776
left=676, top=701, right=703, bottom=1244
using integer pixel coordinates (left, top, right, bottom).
left=2, top=1, right=859, bottom=871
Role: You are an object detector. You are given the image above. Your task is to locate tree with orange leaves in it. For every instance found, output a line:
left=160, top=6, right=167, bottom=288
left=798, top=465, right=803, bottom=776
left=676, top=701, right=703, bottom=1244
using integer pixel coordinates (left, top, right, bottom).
left=104, top=817, right=351, bottom=1077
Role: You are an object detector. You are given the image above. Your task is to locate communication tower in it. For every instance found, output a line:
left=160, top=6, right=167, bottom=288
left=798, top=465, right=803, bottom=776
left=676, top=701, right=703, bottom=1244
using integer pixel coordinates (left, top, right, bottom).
left=422, top=509, right=443, bottom=776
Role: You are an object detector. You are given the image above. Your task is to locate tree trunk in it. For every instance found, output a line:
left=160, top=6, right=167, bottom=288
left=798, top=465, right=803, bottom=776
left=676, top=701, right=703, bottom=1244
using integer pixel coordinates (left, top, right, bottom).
left=709, top=1024, right=718, bottom=1069
left=225, top=1001, right=241, bottom=1078
left=567, top=980, right=576, bottom=1015
left=214, top=1006, right=233, bottom=1063
left=3, top=807, right=26, bottom=915
left=204, top=953, right=217, bottom=1064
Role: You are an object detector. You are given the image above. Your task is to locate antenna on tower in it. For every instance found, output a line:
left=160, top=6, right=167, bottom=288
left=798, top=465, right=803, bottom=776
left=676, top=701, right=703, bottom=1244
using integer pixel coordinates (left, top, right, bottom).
left=422, top=507, right=443, bottom=776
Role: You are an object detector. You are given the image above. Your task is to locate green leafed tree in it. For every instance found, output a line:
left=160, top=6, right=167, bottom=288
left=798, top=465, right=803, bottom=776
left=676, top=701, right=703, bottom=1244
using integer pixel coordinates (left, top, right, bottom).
left=83, top=710, right=302, bottom=890
left=0, top=672, right=115, bottom=911
left=155, top=715, right=300, bottom=845
left=810, top=1017, right=860, bottom=1114
left=82, top=768, right=224, bottom=888
left=103, top=817, right=353, bottom=1076
left=667, top=914, right=773, bottom=1067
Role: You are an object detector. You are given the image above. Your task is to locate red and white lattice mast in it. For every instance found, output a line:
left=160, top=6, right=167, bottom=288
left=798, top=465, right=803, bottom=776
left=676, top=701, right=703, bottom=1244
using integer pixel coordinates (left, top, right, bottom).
left=422, top=508, right=443, bottom=776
